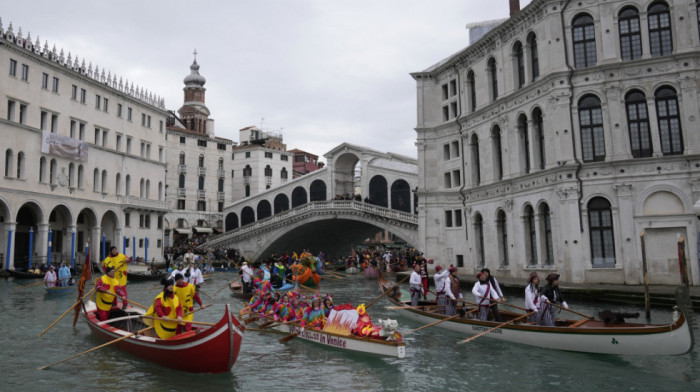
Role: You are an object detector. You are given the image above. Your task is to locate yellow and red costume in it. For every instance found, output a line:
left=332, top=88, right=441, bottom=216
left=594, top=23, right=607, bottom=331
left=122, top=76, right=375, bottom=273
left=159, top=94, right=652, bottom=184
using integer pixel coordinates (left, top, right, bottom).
left=95, top=274, right=126, bottom=321
left=146, top=291, right=183, bottom=339
left=174, top=281, right=203, bottom=332
left=103, top=253, right=128, bottom=299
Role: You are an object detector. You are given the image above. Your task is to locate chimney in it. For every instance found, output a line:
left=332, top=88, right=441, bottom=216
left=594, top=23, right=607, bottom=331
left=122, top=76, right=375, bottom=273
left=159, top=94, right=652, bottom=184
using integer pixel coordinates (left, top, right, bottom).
left=510, top=0, right=520, bottom=16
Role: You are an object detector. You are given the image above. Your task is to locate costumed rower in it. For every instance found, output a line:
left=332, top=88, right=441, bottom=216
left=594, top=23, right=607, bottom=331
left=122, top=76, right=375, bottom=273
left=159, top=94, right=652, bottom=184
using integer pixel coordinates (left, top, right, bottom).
left=300, top=294, right=326, bottom=330
left=284, top=293, right=303, bottom=322
left=433, top=265, right=449, bottom=314
left=472, top=272, right=501, bottom=321
left=409, top=264, right=422, bottom=306
left=174, top=273, right=208, bottom=333
left=145, top=278, right=183, bottom=339
left=273, top=292, right=293, bottom=321
left=537, top=273, right=568, bottom=327
left=524, top=272, right=540, bottom=323
left=323, top=294, right=334, bottom=317
left=446, top=267, right=463, bottom=316
left=481, top=268, right=506, bottom=322
left=102, top=246, right=131, bottom=310
left=95, top=267, right=127, bottom=321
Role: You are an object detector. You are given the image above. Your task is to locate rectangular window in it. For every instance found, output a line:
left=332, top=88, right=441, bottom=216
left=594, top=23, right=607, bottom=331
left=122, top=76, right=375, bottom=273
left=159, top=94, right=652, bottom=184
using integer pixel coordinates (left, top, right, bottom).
left=44, top=74, right=51, bottom=90
left=217, top=143, right=226, bottom=151
left=101, top=130, right=108, bottom=147
left=442, top=106, right=449, bottom=122
left=147, top=115, right=151, bottom=128
left=180, top=136, right=186, bottom=144
left=177, top=199, right=185, bottom=210
left=159, top=146, right=164, bottom=162
left=80, top=88, right=86, bottom=103
left=265, top=152, right=273, bottom=159
left=95, top=95, right=101, bottom=110
left=117, top=103, right=122, bottom=117
left=51, top=114, right=58, bottom=133
left=116, top=134, right=122, bottom=151
left=445, top=211, right=453, bottom=227
left=443, top=144, right=451, bottom=160
left=41, top=111, right=48, bottom=130
left=127, top=107, right=132, bottom=121
left=451, top=141, right=460, bottom=158
left=103, top=97, right=109, bottom=112
left=9, top=59, right=17, bottom=76
left=454, top=210, right=463, bottom=227
left=245, top=151, right=251, bottom=158
left=450, top=102, right=458, bottom=119
left=444, top=172, right=452, bottom=188
left=145, top=215, right=151, bottom=229
left=6, top=100, right=15, bottom=121
left=20, top=64, right=29, bottom=81
left=70, top=120, right=77, bottom=138
left=94, top=128, right=101, bottom=145
left=452, top=170, right=461, bottom=187
left=198, top=139, right=207, bottom=147
left=449, top=80, right=457, bottom=97
left=19, top=104, right=27, bottom=124
left=197, top=200, right=206, bottom=211
left=146, top=144, right=151, bottom=159
left=456, top=255, right=464, bottom=267
left=218, top=202, right=224, bottom=212
left=52, top=77, right=59, bottom=93
left=141, top=113, right=146, bottom=126
left=79, top=122, right=85, bottom=141
left=71, top=84, right=77, bottom=99
left=139, top=214, right=145, bottom=228
left=157, top=216, right=163, bottom=229
left=281, top=155, right=288, bottom=161
left=157, top=239, right=162, bottom=248
left=125, top=213, right=131, bottom=227
left=441, top=84, right=449, bottom=100
left=159, top=120, right=164, bottom=133
left=139, top=239, right=144, bottom=248
left=126, top=137, right=132, bottom=154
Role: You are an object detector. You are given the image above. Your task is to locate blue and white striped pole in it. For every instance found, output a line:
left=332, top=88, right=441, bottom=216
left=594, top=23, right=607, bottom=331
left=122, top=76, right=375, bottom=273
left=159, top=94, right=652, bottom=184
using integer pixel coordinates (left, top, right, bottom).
left=70, top=229, right=76, bottom=268
left=5, top=230, right=12, bottom=270
left=101, top=232, right=106, bottom=260
left=132, top=236, right=136, bottom=261
left=47, top=229, right=53, bottom=266
left=28, top=227, right=34, bottom=271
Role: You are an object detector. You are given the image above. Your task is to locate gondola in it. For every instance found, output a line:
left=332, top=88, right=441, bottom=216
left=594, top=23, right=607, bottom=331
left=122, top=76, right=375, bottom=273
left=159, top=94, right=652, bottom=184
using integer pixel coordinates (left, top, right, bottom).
left=379, top=274, right=694, bottom=356
left=82, top=301, right=244, bottom=373
left=8, top=270, right=44, bottom=279
left=127, top=272, right=166, bottom=282
left=229, top=281, right=253, bottom=300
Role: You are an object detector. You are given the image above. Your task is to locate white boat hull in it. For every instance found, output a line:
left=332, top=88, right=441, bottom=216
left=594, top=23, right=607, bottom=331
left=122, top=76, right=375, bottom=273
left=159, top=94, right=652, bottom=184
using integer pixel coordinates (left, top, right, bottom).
left=345, top=267, right=360, bottom=274
left=393, top=306, right=693, bottom=356
left=267, top=323, right=405, bottom=358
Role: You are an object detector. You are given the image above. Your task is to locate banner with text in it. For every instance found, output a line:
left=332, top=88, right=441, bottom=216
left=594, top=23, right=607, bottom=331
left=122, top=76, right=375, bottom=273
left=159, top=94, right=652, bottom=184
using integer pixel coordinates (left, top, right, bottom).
left=41, top=131, right=89, bottom=161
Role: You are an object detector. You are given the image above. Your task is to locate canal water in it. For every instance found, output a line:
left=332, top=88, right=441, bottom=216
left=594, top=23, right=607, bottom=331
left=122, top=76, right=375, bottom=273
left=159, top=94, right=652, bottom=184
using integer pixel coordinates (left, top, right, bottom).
left=1, top=272, right=698, bottom=391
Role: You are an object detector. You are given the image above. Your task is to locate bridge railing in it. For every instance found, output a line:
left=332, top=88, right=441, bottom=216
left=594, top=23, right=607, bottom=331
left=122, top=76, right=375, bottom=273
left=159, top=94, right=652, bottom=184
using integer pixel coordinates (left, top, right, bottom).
left=207, top=200, right=417, bottom=246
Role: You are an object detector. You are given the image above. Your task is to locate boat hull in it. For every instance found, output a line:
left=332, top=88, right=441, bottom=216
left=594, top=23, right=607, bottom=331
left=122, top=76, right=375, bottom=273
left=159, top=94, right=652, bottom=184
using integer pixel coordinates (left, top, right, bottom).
left=388, top=297, right=693, bottom=356
left=9, top=270, right=44, bottom=279
left=363, top=267, right=378, bottom=279
left=345, top=267, right=360, bottom=274
left=45, top=285, right=76, bottom=295
left=263, top=323, right=405, bottom=358
left=83, top=301, right=244, bottom=373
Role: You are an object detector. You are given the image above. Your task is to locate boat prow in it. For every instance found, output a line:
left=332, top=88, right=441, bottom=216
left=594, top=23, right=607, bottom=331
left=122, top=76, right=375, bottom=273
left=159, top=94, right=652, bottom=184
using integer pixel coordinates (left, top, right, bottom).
left=82, top=301, right=245, bottom=373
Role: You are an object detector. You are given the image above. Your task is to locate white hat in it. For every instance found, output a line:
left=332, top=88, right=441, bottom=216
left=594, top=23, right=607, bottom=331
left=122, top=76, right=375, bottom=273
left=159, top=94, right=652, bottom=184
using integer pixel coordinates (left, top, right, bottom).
left=242, top=262, right=248, bottom=266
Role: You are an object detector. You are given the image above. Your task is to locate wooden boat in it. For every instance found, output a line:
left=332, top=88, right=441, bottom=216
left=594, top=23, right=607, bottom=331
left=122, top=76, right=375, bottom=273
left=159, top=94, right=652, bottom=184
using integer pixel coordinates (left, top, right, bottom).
left=291, top=265, right=321, bottom=287
left=127, top=272, right=166, bottom=282
left=229, top=281, right=254, bottom=300
left=45, top=284, right=76, bottom=295
left=82, top=301, right=245, bottom=373
left=345, top=267, right=360, bottom=274
left=363, top=265, right=378, bottom=279
left=9, top=270, right=44, bottom=279
left=250, top=319, right=405, bottom=358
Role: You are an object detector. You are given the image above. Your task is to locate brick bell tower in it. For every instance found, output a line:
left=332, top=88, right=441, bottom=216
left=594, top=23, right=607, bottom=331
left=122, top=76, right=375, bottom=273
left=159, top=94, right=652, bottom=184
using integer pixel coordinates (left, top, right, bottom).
left=178, top=50, right=212, bottom=135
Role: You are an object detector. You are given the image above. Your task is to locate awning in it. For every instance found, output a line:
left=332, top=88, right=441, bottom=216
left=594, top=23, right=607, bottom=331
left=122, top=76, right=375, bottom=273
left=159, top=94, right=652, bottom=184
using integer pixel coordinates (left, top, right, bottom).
left=193, top=227, right=213, bottom=234
left=174, top=228, right=192, bottom=235
left=213, top=227, right=223, bottom=234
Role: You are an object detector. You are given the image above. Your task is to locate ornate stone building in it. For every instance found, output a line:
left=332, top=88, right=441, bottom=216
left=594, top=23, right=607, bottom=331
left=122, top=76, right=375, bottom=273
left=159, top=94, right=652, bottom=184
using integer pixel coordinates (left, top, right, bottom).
left=413, top=0, right=700, bottom=285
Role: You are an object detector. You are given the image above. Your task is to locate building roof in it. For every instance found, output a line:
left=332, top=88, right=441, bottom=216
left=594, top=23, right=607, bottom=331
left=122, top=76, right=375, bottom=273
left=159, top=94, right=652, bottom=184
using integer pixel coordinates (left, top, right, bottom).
left=184, top=58, right=206, bottom=87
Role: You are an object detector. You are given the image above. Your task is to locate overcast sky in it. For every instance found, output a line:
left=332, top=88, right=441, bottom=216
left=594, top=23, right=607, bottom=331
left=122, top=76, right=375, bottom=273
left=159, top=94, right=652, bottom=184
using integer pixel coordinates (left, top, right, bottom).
left=5, top=0, right=529, bottom=160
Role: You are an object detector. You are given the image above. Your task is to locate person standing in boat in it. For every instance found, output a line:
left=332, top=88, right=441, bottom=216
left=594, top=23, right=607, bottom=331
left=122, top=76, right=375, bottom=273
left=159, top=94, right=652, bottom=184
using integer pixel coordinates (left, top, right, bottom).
left=173, top=273, right=207, bottom=333
left=433, top=266, right=450, bottom=314
left=537, top=273, right=568, bottom=327
left=524, top=272, right=540, bottom=322
left=420, top=259, right=430, bottom=300
left=43, top=265, right=57, bottom=288
left=301, top=294, right=326, bottom=330
left=481, top=268, right=505, bottom=322
left=145, top=278, right=183, bottom=339
left=446, top=267, right=463, bottom=316
left=409, top=264, right=422, bottom=306
left=103, top=246, right=131, bottom=309
left=58, top=263, right=71, bottom=287
left=95, top=267, right=127, bottom=321
left=240, top=262, right=254, bottom=294
left=472, top=272, right=501, bottom=321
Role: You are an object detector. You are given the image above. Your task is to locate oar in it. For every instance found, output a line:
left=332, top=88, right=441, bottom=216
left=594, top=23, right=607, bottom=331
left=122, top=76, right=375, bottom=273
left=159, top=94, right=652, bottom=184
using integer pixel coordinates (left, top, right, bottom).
left=279, top=320, right=316, bottom=343
left=38, top=326, right=154, bottom=370
left=108, top=293, right=148, bottom=310
left=457, top=311, right=537, bottom=344
left=385, top=305, right=445, bottom=310
left=38, top=287, right=96, bottom=338
left=323, top=270, right=345, bottom=279
left=547, top=302, right=594, bottom=319
left=403, top=313, right=463, bottom=336
left=364, top=275, right=410, bottom=310
left=16, top=280, right=46, bottom=289
left=285, top=276, right=319, bottom=294
left=198, top=289, right=212, bottom=299
left=212, top=282, right=234, bottom=297
left=141, top=315, right=215, bottom=327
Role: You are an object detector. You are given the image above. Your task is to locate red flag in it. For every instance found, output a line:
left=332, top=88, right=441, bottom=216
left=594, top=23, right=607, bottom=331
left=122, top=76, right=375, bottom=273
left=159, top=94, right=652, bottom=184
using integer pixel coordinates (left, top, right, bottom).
left=73, top=250, right=92, bottom=327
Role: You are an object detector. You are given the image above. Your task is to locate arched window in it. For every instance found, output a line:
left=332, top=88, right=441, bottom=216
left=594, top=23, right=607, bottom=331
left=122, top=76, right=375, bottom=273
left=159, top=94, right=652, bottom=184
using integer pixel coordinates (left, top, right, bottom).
left=125, top=174, right=130, bottom=196
left=198, top=155, right=204, bottom=167
left=467, top=70, right=476, bottom=112
left=525, top=205, right=538, bottom=265
left=528, top=33, right=539, bottom=81
left=218, top=158, right=224, bottom=170
left=588, top=197, right=615, bottom=267
left=245, top=185, right=250, bottom=197
left=179, top=152, right=185, bottom=165
left=572, top=14, right=597, bottom=68
left=115, top=173, right=121, bottom=195
left=16, top=151, right=24, bottom=179
left=655, top=87, right=683, bottom=155
left=281, top=167, right=288, bottom=180
left=578, top=95, right=606, bottom=162
left=50, top=159, right=57, bottom=184
left=158, top=182, right=163, bottom=200
left=145, top=179, right=150, bottom=198
left=139, top=178, right=145, bottom=197
left=532, top=108, right=545, bottom=170
left=625, top=90, right=652, bottom=158
left=4, top=149, right=13, bottom=178
left=474, top=213, right=485, bottom=268
left=178, top=173, right=185, bottom=189
left=94, top=169, right=100, bottom=192
left=518, top=114, right=531, bottom=173
left=496, top=210, right=508, bottom=266
left=69, top=163, right=75, bottom=188
left=198, top=176, right=205, bottom=190
left=470, top=134, right=480, bottom=186
left=492, top=125, right=503, bottom=180
left=648, top=2, right=673, bottom=57
left=264, top=165, right=272, bottom=177
left=218, top=178, right=224, bottom=192
left=487, top=57, right=498, bottom=101
left=101, top=170, right=107, bottom=193
left=540, top=203, right=554, bottom=265
left=243, top=165, right=252, bottom=177
left=78, top=165, right=84, bottom=189
left=619, top=7, right=642, bottom=61
left=39, top=157, right=47, bottom=183
left=514, top=41, right=525, bottom=89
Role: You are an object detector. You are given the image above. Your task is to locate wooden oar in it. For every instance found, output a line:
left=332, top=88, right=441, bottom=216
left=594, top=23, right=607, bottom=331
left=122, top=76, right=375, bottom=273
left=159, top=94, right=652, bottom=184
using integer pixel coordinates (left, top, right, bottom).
left=457, top=311, right=536, bottom=344
left=365, top=275, right=410, bottom=310
left=38, top=326, right=154, bottom=370
left=323, top=270, right=345, bottom=279
left=16, top=280, right=47, bottom=289
left=141, top=315, right=215, bottom=327
left=109, top=293, right=148, bottom=310
left=547, top=302, right=594, bottom=319
left=38, top=287, right=96, bottom=338
left=279, top=321, right=315, bottom=343
left=385, top=305, right=445, bottom=310
left=212, top=282, right=234, bottom=297
left=198, top=289, right=212, bottom=299
left=403, top=313, right=463, bottom=336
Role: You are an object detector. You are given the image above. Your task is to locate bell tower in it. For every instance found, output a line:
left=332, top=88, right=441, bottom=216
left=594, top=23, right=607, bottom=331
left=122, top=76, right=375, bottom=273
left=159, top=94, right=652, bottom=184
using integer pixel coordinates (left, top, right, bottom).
left=178, top=50, right=211, bottom=135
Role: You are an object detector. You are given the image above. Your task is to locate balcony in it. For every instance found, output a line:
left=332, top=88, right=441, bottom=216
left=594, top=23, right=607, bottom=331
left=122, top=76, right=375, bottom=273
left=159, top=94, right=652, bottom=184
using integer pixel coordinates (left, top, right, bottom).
left=122, top=196, right=170, bottom=212
left=178, top=164, right=187, bottom=174
left=177, top=188, right=186, bottom=198
left=217, top=191, right=225, bottom=201
left=198, top=189, right=206, bottom=199
left=198, top=167, right=206, bottom=176
left=265, top=176, right=272, bottom=186
left=217, top=169, right=225, bottom=178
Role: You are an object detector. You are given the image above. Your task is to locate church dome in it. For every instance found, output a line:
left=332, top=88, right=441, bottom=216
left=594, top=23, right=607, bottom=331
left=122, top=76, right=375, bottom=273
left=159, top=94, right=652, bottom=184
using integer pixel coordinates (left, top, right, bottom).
left=184, top=59, right=206, bottom=87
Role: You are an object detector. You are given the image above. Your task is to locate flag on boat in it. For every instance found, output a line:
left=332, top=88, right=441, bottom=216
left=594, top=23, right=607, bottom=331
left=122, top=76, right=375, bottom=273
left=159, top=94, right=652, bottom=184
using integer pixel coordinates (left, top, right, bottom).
left=73, top=250, right=92, bottom=327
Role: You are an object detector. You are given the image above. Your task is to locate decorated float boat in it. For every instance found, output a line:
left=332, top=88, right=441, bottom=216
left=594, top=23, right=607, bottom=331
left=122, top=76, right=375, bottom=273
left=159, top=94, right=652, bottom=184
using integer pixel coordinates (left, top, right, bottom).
left=230, top=281, right=296, bottom=300
left=82, top=301, right=244, bottom=373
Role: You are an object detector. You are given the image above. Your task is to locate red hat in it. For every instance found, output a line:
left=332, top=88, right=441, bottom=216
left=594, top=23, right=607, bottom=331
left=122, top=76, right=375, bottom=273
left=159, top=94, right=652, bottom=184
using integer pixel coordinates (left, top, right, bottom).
left=546, top=273, right=560, bottom=282
left=476, top=272, right=484, bottom=279
left=528, top=272, right=539, bottom=283
left=435, top=265, right=443, bottom=272
left=448, top=267, right=458, bottom=273
left=427, top=258, right=434, bottom=264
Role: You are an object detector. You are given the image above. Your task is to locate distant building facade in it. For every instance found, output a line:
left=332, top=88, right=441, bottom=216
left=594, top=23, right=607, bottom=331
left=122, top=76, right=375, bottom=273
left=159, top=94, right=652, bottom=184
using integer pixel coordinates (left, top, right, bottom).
left=414, top=0, right=700, bottom=285
left=289, top=148, right=324, bottom=178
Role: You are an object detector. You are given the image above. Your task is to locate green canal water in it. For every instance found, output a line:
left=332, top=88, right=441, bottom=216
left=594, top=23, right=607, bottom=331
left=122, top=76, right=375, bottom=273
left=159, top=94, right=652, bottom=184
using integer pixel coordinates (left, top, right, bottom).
left=1, top=273, right=698, bottom=391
